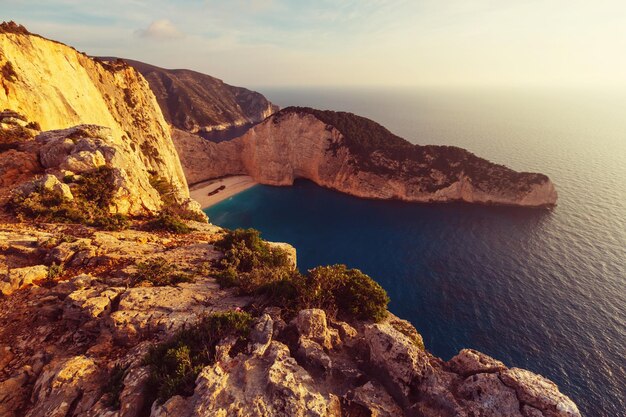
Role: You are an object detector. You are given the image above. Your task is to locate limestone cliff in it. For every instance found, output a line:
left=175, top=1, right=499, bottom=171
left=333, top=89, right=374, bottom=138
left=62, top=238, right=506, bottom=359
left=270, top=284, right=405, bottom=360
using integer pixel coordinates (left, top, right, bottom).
left=176, top=108, right=557, bottom=207
left=0, top=22, right=190, bottom=203
left=173, top=128, right=245, bottom=184
left=102, top=57, right=278, bottom=133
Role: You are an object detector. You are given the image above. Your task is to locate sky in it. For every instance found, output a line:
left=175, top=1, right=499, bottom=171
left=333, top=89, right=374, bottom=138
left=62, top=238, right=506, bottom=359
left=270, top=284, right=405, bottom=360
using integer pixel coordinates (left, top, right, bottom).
left=2, top=0, right=626, bottom=89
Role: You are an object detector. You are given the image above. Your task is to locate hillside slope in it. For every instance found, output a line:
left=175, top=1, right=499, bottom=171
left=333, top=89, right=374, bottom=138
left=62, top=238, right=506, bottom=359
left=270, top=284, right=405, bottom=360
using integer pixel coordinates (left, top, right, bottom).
left=102, top=57, right=278, bottom=133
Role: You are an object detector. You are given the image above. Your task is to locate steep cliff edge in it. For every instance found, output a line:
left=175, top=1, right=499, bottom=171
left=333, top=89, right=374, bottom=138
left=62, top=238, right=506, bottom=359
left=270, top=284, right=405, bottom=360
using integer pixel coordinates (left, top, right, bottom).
left=102, top=57, right=278, bottom=133
left=175, top=107, right=557, bottom=207
left=0, top=22, right=190, bottom=203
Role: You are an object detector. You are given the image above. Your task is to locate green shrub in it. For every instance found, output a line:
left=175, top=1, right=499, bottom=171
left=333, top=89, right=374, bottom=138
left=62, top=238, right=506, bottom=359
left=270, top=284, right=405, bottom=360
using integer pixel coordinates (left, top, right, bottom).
left=93, top=213, right=130, bottom=231
left=212, top=229, right=389, bottom=322
left=144, top=311, right=253, bottom=402
left=8, top=167, right=129, bottom=230
left=284, top=265, right=389, bottom=321
left=150, top=174, right=207, bottom=223
left=102, top=364, right=128, bottom=409
left=9, top=190, right=85, bottom=223
left=335, top=267, right=390, bottom=322
left=214, top=266, right=238, bottom=288
left=390, top=320, right=425, bottom=351
left=195, top=261, right=212, bottom=276
left=131, top=257, right=193, bottom=287
left=47, top=263, right=64, bottom=280
left=147, top=211, right=193, bottom=234
left=215, top=229, right=291, bottom=274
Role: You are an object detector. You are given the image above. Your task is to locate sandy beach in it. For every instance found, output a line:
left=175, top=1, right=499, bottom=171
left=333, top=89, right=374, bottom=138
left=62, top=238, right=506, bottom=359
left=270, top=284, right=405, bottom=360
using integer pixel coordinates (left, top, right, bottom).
left=189, top=175, right=257, bottom=209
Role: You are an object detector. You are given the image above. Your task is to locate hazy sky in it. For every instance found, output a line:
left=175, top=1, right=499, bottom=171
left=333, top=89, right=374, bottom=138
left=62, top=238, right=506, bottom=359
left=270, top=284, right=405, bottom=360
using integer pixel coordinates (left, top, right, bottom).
left=3, top=0, right=626, bottom=88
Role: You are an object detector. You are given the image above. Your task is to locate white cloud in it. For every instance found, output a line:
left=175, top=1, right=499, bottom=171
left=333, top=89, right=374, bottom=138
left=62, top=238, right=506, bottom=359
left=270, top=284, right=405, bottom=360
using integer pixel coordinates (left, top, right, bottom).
left=135, top=19, right=184, bottom=40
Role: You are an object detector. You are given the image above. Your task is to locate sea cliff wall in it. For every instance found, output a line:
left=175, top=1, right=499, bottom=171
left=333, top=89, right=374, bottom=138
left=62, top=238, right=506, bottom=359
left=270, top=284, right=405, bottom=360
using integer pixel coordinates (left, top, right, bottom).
left=175, top=111, right=557, bottom=207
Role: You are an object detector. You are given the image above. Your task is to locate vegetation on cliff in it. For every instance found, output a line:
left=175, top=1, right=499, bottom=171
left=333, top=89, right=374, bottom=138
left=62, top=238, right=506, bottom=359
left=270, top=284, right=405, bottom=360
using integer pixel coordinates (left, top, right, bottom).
left=9, top=167, right=129, bottom=230
left=147, top=174, right=205, bottom=233
left=144, top=311, right=253, bottom=402
left=131, top=257, right=193, bottom=287
left=212, top=228, right=389, bottom=322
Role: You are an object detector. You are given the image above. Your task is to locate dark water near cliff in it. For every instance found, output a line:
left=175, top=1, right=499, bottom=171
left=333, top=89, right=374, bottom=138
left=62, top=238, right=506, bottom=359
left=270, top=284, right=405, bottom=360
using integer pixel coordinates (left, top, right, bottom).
left=206, top=87, right=626, bottom=416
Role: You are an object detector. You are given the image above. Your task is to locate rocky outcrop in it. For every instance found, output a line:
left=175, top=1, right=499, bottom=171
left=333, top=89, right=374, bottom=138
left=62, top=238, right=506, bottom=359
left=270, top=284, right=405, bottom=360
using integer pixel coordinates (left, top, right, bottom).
left=0, top=264, right=48, bottom=295
left=35, top=125, right=164, bottom=215
left=175, top=109, right=557, bottom=207
left=0, top=22, right=190, bottom=203
left=2, top=124, right=203, bottom=219
left=104, top=58, right=278, bottom=133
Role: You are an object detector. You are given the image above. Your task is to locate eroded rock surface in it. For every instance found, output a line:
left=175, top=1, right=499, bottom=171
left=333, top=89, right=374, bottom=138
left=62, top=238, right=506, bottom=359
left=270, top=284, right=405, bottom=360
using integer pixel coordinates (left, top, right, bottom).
left=0, top=224, right=580, bottom=417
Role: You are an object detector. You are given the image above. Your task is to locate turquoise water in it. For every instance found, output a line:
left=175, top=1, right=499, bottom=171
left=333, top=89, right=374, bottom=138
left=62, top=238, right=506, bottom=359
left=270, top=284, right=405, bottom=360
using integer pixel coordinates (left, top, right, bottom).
left=206, top=88, right=626, bottom=416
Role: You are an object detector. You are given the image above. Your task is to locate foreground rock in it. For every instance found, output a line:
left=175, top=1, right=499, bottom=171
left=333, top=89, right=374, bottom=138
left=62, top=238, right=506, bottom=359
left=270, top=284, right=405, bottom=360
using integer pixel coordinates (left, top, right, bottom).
left=174, top=108, right=557, bottom=207
left=0, top=224, right=580, bottom=417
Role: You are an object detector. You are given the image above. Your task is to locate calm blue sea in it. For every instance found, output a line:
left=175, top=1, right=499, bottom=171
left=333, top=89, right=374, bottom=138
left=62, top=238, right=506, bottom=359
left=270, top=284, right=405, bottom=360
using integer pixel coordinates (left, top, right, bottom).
left=205, top=87, right=626, bottom=416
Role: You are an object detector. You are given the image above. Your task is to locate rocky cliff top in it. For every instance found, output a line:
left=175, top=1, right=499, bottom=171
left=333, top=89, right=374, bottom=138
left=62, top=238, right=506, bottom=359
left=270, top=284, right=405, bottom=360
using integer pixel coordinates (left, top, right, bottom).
left=100, top=57, right=278, bottom=133
left=0, top=22, right=576, bottom=417
left=0, top=220, right=580, bottom=417
left=0, top=21, right=31, bottom=36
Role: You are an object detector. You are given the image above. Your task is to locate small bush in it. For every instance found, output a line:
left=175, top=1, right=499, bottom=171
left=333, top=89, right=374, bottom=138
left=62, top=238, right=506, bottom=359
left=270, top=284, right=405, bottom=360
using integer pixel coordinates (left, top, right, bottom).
left=336, top=267, right=389, bottom=322
left=9, top=190, right=84, bottom=223
left=131, top=257, right=193, bottom=287
left=147, top=211, right=193, bottom=234
left=150, top=174, right=207, bottom=223
left=73, top=167, right=117, bottom=209
left=102, top=364, right=128, bottom=409
left=214, top=266, right=238, bottom=288
left=195, top=261, right=212, bottom=276
left=93, top=213, right=129, bottom=231
left=290, top=265, right=389, bottom=321
left=8, top=167, right=129, bottom=230
left=391, top=320, right=425, bottom=351
left=212, top=229, right=389, bottom=322
left=47, top=263, right=64, bottom=280
left=215, top=229, right=291, bottom=274
left=144, top=311, right=253, bottom=402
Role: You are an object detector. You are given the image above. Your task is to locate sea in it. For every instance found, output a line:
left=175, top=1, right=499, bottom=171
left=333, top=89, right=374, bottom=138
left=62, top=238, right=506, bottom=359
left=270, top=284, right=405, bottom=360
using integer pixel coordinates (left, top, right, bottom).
left=205, top=87, right=626, bottom=416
